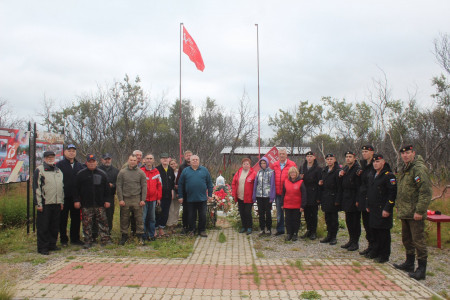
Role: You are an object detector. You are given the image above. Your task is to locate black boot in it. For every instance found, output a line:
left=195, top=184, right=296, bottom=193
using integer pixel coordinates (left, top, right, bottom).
left=301, top=231, right=310, bottom=239
left=409, top=259, right=427, bottom=280
left=347, top=242, right=359, bottom=251
left=341, top=240, right=353, bottom=249
left=292, top=233, right=298, bottom=241
left=119, top=234, right=128, bottom=246
left=329, top=237, right=337, bottom=245
left=309, top=232, right=317, bottom=240
left=320, top=235, right=331, bottom=243
left=359, top=246, right=371, bottom=255
left=285, top=234, right=293, bottom=241
left=394, top=254, right=415, bottom=273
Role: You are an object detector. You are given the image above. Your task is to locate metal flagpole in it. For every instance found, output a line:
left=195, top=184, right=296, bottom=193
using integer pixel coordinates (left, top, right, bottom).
left=179, top=23, right=183, bottom=164
left=255, top=24, right=261, bottom=160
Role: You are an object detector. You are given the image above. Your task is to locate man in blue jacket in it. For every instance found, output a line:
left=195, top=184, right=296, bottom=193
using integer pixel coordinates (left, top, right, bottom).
left=177, top=155, right=213, bottom=237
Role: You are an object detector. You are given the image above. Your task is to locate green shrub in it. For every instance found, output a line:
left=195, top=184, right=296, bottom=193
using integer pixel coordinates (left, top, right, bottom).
left=0, top=187, right=28, bottom=227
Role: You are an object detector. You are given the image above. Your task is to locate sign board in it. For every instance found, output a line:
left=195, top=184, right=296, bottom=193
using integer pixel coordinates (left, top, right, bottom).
left=35, top=131, right=65, bottom=167
left=0, top=128, right=30, bottom=184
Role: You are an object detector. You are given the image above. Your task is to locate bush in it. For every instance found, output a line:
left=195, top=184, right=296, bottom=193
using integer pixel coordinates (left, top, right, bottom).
left=0, top=184, right=28, bottom=227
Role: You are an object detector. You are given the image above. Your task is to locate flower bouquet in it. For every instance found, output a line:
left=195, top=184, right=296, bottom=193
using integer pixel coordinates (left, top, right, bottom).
left=210, top=184, right=233, bottom=213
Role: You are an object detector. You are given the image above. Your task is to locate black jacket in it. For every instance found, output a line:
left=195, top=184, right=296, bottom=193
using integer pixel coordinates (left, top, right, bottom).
left=367, top=163, right=397, bottom=229
left=357, top=159, right=374, bottom=211
left=99, top=164, right=119, bottom=199
left=338, top=162, right=361, bottom=212
left=74, top=167, right=110, bottom=208
left=319, top=162, right=341, bottom=212
left=300, top=160, right=321, bottom=206
left=56, top=157, right=85, bottom=201
left=176, top=160, right=190, bottom=185
left=156, top=164, right=175, bottom=199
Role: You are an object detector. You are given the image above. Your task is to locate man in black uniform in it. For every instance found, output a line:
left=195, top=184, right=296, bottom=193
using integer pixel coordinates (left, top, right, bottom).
left=366, top=154, right=396, bottom=263
left=57, top=144, right=84, bottom=246
left=357, top=145, right=376, bottom=256
left=155, top=153, right=175, bottom=237
left=338, top=151, right=361, bottom=251
left=99, top=153, right=119, bottom=234
left=299, top=151, right=321, bottom=240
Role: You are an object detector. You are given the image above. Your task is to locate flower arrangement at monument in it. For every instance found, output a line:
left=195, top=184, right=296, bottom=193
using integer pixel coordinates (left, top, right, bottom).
left=210, top=184, right=233, bottom=213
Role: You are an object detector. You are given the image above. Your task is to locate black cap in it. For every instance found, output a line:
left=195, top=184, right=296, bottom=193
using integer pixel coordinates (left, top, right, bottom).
left=344, top=151, right=356, bottom=156
left=43, top=151, right=56, bottom=158
left=325, top=153, right=335, bottom=158
left=160, top=153, right=169, bottom=158
left=361, top=145, right=374, bottom=151
left=399, top=145, right=413, bottom=153
left=102, top=153, right=112, bottom=159
left=372, top=153, right=384, bottom=161
left=66, top=144, right=76, bottom=150
left=86, top=154, right=97, bottom=161
left=305, top=151, right=315, bottom=156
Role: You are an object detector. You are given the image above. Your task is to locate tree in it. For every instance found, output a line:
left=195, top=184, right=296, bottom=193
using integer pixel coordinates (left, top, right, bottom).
left=0, top=98, right=26, bottom=129
left=268, top=100, right=323, bottom=154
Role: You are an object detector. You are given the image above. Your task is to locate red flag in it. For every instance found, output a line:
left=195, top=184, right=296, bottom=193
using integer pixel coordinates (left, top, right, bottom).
left=183, top=27, right=205, bottom=72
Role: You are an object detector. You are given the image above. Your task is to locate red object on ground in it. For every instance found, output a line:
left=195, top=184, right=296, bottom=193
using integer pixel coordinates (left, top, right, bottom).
left=427, top=214, right=450, bottom=249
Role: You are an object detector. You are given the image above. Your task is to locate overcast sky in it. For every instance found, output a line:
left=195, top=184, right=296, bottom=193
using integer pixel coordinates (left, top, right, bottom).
left=1, top=1, right=449, bottom=137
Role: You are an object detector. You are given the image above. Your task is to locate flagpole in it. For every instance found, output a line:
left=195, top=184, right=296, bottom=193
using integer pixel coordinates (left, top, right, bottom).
left=179, top=22, right=183, bottom=164
left=255, top=24, right=261, bottom=160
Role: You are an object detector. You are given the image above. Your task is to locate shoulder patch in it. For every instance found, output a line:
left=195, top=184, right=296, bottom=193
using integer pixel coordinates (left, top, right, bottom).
left=390, top=178, right=396, bottom=185
left=415, top=176, right=421, bottom=183
left=385, top=171, right=390, bottom=175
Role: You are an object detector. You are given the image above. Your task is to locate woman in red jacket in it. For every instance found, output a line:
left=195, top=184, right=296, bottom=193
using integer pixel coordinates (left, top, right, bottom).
left=232, top=158, right=256, bottom=235
left=282, top=167, right=307, bottom=241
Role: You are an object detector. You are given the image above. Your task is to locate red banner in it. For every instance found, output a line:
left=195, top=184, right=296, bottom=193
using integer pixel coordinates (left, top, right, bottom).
left=0, top=128, right=30, bottom=184
left=183, top=26, right=205, bottom=72
left=35, top=131, right=65, bottom=168
left=252, top=146, right=280, bottom=172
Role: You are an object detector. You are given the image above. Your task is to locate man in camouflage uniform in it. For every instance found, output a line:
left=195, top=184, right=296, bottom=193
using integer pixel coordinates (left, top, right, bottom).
left=394, top=145, right=432, bottom=280
left=74, top=154, right=112, bottom=248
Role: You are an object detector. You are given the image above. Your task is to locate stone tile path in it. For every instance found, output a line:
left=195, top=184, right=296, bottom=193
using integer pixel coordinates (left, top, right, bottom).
left=14, top=225, right=440, bottom=299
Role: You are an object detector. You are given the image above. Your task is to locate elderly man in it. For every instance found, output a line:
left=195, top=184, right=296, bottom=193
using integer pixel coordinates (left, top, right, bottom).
left=133, top=150, right=143, bottom=167
left=272, top=148, right=297, bottom=235
left=176, top=150, right=193, bottom=233
left=117, top=154, right=147, bottom=245
left=99, top=153, right=119, bottom=234
left=57, top=144, right=84, bottom=246
left=33, top=151, right=64, bottom=255
left=178, top=155, right=213, bottom=237
left=394, top=145, right=432, bottom=280
left=74, top=154, right=111, bottom=248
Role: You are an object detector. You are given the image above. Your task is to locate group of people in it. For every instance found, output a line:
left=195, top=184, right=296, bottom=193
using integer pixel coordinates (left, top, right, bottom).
left=34, top=143, right=432, bottom=281
left=232, top=145, right=432, bottom=280
left=34, top=146, right=213, bottom=253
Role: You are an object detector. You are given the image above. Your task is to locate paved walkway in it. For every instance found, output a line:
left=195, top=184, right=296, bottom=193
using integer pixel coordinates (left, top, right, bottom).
left=14, top=225, right=439, bottom=299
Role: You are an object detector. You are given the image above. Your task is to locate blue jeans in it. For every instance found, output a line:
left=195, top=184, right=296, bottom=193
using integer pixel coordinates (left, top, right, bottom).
left=143, top=201, right=156, bottom=239
left=276, top=195, right=285, bottom=233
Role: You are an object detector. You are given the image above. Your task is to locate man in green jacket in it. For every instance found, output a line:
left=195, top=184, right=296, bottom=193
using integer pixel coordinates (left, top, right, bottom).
left=393, top=145, right=432, bottom=280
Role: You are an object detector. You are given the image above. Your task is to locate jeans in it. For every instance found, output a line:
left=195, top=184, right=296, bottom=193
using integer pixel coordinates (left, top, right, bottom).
left=187, top=201, right=207, bottom=234
left=143, top=201, right=156, bottom=239
left=256, top=197, right=272, bottom=231
left=156, top=197, right=171, bottom=229
left=275, top=195, right=285, bottom=233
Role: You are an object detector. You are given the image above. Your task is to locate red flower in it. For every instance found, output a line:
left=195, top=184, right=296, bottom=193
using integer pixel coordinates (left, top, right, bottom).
left=214, top=189, right=228, bottom=200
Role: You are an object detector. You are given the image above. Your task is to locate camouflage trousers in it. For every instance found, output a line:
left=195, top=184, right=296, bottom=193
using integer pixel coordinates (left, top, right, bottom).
left=401, top=219, right=427, bottom=260
left=81, top=207, right=111, bottom=245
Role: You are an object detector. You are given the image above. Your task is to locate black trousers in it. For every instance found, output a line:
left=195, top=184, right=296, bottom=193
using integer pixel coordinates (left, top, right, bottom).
left=345, top=211, right=361, bottom=243
left=256, top=197, right=272, bottom=231
left=156, top=196, right=172, bottom=228
left=105, top=200, right=114, bottom=234
left=361, top=210, right=375, bottom=247
left=238, top=199, right=253, bottom=229
left=59, top=197, right=81, bottom=244
left=37, top=204, right=60, bottom=252
left=304, top=204, right=318, bottom=234
left=187, top=201, right=207, bottom=233
left=371, top=228, right=391, bottom=259
left=285, top=209, right=301, bottom=235
left=182, top=202, right=189, bottom=229
left=324, top=211, right=339, bottom=238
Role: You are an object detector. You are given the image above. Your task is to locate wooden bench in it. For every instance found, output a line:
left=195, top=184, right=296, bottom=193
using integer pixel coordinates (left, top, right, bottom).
left=427, top=214, right=450, bottom=249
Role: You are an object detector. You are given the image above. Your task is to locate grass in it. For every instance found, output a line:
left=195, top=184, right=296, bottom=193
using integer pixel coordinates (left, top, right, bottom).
left=251, top=263, right=260, bottom=285
left=256, top=251, right=265, bottom=258
left=218, top=232, right=226, bottom=243
left=287, top=259, right=304, bottom=271
left=300, top=291, right=321, bottom=299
